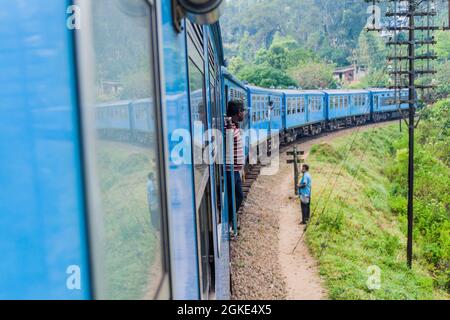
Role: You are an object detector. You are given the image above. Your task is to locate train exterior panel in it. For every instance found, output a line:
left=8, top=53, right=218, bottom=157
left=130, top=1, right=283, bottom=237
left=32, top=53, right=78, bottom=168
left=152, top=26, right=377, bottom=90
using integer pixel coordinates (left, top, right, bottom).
left=307, top=93, right=327, bottom=124
left=247, top=85, right=283, bottom=148
left=368, top=89, right=410, bottom=121
left=0, top=0, right=91, bottom=299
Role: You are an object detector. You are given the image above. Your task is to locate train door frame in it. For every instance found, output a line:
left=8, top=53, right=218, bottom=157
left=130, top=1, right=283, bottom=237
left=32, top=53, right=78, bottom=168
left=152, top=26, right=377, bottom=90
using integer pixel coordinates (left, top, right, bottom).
left=73, top=0, right=172, bottom=299
left=205, top=31, right=223, bottom=295
left=186, top=21, right=216, bottom=300
left=223, top=83, right=238, bottom=235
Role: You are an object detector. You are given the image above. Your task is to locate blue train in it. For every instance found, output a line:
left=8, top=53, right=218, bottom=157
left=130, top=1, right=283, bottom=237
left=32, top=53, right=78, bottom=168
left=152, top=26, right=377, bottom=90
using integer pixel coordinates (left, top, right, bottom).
left=0, top=0, right=409, bottom=300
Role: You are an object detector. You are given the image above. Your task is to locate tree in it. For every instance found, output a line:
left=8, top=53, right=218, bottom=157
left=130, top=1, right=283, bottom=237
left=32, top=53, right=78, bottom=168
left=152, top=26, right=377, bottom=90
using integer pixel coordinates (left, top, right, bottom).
left=227, top=56, right=246, bottom=75
left=221, top=0, right=369, bottom=66
left=435, top=61, right=450, bottom=99
left=237, top=64, right=297, bottom=88
left=289, top=62, right=337, bottom=89
left=357, top=31, right=387, bottom=71
left=436, top=31, right=450, bottom=61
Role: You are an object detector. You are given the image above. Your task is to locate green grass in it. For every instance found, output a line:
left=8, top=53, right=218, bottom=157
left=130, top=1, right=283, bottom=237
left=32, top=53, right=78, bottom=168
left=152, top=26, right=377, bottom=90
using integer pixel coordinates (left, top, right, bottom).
left=97, top=141, right=160, bottom=300
left=306, top=121, right=449, bottom=300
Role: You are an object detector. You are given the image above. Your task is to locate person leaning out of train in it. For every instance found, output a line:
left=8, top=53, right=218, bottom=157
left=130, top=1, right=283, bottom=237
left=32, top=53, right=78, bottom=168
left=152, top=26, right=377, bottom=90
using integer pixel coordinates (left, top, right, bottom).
left=298, top=164, right=312, bottom=225
left=225, top=100, right=245, bottom=227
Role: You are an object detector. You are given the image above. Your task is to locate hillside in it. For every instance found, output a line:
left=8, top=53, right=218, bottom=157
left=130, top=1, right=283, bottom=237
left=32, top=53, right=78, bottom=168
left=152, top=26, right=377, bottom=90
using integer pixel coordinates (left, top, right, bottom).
left=221, top=1, right=450, bottom=96
left=221, top=0, right=369, bottom=66
left=304, top=100, right=450, bottom=299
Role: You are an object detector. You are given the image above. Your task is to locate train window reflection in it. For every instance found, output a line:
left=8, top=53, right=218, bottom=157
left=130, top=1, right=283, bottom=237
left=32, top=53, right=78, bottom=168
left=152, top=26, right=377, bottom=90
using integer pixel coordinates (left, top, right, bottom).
left=86, top=0, right=165, bottom=300
left=189, top=59, right=209, bottom=199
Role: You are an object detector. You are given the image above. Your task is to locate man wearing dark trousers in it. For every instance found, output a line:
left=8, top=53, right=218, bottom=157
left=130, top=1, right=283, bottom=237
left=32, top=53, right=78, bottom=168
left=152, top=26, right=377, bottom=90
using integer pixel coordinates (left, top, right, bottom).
left=298, top=164, right=312, bottom=225
left=225, top=100, right=245, bottom=228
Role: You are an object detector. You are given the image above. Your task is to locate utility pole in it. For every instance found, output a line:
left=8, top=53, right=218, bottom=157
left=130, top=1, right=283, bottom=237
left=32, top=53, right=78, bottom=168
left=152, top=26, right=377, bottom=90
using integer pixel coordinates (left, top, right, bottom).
left=406, top=0, right=415, bottom=267
left=364, top=0, right=450, bottom=268
left=287, top=147, right=304, bottom=195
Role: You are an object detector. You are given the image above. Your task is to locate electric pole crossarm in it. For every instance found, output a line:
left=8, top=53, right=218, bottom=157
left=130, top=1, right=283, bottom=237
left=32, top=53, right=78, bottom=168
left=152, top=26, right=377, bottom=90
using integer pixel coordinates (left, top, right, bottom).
left=387, top=54, right=438, bottom=60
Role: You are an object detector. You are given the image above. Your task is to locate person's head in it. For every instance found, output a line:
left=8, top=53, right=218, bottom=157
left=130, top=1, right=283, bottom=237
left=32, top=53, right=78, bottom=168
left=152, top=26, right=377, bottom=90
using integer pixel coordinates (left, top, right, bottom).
left=302, top=164, right=309, bottom=173
left=227, top=100, right=245, bottom=122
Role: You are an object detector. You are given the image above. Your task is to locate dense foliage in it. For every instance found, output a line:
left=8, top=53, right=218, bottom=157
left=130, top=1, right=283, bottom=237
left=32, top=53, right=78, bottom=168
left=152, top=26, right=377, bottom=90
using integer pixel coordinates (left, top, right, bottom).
left=387, top=99, right=450, bottom=290
left=222, top=0, right=369, bottom=66
left=306, top=118, right=449, bottom=299
left=222, top=1, right=450, bottom=96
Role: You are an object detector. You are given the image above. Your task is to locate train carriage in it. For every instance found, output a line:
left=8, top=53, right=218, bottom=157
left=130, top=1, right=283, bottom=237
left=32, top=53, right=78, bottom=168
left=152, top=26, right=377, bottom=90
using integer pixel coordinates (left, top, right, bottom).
left=369, top=88, right=410, bottom=122
left=324, top=90, right=370, bottom=129
left=95, top=100, right=132, bottom=133
left=277, top=90, right=326, bottom=142
left=247, top=85, right=284, bottom=152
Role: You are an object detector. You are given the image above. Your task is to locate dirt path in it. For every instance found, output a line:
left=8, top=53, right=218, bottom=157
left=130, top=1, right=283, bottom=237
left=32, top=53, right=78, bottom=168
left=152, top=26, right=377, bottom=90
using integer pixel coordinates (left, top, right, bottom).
left=231, top=122, right=394, bottom=300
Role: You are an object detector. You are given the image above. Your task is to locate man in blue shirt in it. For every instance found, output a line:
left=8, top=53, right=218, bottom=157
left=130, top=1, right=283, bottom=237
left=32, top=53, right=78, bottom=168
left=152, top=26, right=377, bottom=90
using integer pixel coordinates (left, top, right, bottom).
left=298, top=164, right=312, bottom=225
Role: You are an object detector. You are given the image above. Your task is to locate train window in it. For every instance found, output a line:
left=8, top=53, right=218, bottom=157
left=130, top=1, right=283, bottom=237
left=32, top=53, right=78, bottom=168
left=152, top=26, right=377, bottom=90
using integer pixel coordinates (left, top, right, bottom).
left=255, top=97, right=259, bottom=121
left=259, top=98, right=262, bottom=120
left=264, top=97, right=268, bottom=119
left=79, top=0, right=167, bottom=300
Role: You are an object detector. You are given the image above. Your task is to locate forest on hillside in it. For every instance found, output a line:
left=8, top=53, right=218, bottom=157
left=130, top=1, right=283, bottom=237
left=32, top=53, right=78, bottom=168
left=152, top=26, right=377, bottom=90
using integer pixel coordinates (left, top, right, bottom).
left=221, top=0, right=450, bottom=96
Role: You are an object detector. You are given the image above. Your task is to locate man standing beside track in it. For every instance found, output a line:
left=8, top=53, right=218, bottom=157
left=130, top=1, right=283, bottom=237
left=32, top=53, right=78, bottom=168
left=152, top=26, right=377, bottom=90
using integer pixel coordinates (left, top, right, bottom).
left=298, top=164, right=312, bottom=225
left=225, top=100, right=245, bottom=228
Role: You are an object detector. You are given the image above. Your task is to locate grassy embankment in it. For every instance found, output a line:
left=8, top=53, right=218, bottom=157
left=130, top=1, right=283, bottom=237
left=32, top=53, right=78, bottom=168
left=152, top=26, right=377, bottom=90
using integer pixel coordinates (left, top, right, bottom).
left=305, top=99, right=449, bottom=299
left=97, top=141, right=159, bottom=300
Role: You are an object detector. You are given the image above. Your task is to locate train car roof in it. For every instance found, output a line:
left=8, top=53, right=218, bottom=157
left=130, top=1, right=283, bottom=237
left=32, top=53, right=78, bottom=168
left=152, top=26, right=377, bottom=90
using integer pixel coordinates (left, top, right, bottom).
left=96, top=100, right=132, bottom=107
left=246, top=85, right=284, bottom=95
left=321, top=89, right=370, bottom=94
left=275, top=89, right=325, bottom=95
left=366, top=88, right=396, bottom=93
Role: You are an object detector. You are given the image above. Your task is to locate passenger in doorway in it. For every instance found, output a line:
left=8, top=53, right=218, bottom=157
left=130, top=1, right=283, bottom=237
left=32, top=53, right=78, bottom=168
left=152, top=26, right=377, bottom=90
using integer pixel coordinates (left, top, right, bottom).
left=226, top=100, right=245, bottom=227
left=298, top=164, right=312, bottom=225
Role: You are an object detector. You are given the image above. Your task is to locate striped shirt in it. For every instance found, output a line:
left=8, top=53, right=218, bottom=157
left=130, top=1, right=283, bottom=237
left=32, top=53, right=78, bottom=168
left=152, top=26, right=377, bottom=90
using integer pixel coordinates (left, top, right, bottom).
left=225, top=122, right=244, bottom=172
